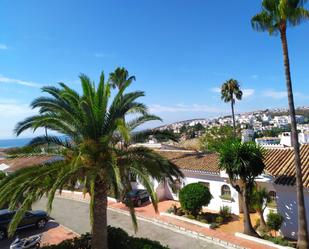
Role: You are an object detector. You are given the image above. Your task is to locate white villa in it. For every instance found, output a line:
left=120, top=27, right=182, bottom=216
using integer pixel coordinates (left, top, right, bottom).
left=131, top=143, right=309, bottom=240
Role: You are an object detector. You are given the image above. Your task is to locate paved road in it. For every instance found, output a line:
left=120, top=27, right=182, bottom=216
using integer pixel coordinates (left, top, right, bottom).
left=32, top=197, right=225, bottom=249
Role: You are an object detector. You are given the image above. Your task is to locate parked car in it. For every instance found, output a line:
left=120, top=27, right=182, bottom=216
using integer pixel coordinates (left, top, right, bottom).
left=0, top=209, right=49, bottom=240
left=123, top=189, right=150, bottom=207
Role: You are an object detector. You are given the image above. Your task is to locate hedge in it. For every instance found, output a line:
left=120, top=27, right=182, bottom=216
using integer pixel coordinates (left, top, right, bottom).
left=41, top=226, right=169, bottom=249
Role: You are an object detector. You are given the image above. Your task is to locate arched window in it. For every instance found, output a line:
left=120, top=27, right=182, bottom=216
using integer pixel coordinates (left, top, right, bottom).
left=221, top=185, right=231, bottom=199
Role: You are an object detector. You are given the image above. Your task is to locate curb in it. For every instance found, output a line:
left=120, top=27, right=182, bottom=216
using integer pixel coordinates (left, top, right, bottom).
left=108, top=207, right=246, bottom=249
left=160, top=212, right=211, bottom=229
left=235, top=232, right=294, bottom=249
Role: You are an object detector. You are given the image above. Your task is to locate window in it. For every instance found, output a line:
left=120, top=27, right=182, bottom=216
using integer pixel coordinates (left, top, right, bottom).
left=268, top=191, right=277, bottom=208
left=220, top=185, right=232, bottom=200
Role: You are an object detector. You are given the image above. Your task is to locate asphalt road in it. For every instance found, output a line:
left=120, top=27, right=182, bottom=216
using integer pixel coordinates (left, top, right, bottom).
left=3, top=197, right=226, bottom=249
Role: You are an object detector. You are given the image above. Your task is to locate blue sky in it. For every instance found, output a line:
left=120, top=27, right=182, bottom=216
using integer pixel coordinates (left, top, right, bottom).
left=0, top=0, right=308, bottom=139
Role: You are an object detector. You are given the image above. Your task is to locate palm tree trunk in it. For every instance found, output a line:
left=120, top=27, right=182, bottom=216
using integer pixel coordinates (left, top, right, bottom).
left=92, top=180, right=108, bottom=249
left=280, top=27, right=309, bottom=249
left=243, top=187, right=259, bottom=237
left=257, top=210, right=266, bottom=230
left=231, top=100, right=236, bottom=137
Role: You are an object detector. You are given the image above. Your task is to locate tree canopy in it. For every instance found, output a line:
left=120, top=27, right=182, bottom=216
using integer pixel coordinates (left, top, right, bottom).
left=200, top=125, right=240, bottom=152
left=0, top=69, right=183, bottom=249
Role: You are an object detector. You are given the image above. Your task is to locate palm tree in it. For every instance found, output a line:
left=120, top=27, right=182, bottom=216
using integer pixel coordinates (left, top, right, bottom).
left=250, top=186, right=269, bottom=230
left=0, top=71, right=183, bottom=249
left=220, top=79, right=243, bottom=137
left=0, top=171, right=6, bottom=181
left=251, top=1, right=309, bottom=247
left=218, top=141, right=265, bottom=237
left=108, top=67, right=136, bottom=90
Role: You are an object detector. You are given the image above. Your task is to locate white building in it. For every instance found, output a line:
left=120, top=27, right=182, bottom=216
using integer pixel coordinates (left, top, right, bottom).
left=273, top=116, right=289, bottom=128
left=131, top=143, right=309, bottom=240
left=280, top=131, right=309, bottom=146
left=272, top=115, right=305, bottom=128
left=241, top=129, right=254, bottom=142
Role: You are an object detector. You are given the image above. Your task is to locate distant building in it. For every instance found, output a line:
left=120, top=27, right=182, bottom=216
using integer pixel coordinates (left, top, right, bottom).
left=241, top=129, right=254, bottom=142
left=255, top=137, right=281, bottom=146
left=280, top=131, right=309, bottom=146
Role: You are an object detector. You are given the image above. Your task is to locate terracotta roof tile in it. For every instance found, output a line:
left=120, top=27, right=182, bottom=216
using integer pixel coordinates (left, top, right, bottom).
left=157, top=150, right=220, bottom=174
left=264, top=145, right=309, bottom=187
left=0, top=156, right=56, bottom=173
left=158, top=145, right=309, bottom=187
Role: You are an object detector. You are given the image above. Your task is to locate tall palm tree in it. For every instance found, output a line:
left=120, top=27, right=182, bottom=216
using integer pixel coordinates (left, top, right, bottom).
left=252, top=1, right=309, bottom=247
left=0, top=71, right=183, bottom=249
left=220, top=79, right=243, bottom=137
left=218, top=141, right=265, bottom=237
left=108, top=67, right=136, bottom=90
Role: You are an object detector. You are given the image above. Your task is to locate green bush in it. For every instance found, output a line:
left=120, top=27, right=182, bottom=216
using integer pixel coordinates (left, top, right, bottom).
left=130, top=237, right=169, bottom=249
left=166, top=207, right=174, bottom=214
left=219, top=206, right=232, bottom=221
left=263, top=235, right=295, bottom=247
left=266, top=212, right=284, bottom=232
left=179, top=183, right=212, bottom=216
left=41, top=226, right=169, bottom=249
left=184, top=214, right=195, bottom=220
left=215, top=216, right=224, bottom=224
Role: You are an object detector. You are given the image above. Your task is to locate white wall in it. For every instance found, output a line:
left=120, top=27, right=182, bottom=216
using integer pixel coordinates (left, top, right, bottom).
left=132, top=173, right=309, bottom=239
left=131, top=171, right=241, bottom=214
left=181, top=171, right=240, bottom=215
left=274, top=185, right=309, bottom=239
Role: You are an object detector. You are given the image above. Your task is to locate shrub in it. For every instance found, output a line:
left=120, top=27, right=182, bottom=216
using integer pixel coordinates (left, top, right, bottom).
left=185, top=214, right=195, bottom=220
left=263, top=235, right=295, bottom=247
left=219, top=206, right=232, bottom=221
left=215, top=216, right=224, bottom=224
left=254, top=218, right=260, bottom=230
left=266, top=212, right=284, bottom=233
left=179, top=183, right=212, bottom=216
left=130, top=237, right=170, bottom=249
left=108, top=226, right=130, bottom=249
left=41, top=226, right=169, bottom=249
left=210, top=223, right=219, bottom=229
left=175, top=208, right=184, bottom=216
left=166, top=207, right=174, bottom=214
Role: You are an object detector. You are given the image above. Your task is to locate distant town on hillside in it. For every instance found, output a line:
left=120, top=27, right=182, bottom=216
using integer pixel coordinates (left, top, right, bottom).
left=153, top=106, right=309, bottom=148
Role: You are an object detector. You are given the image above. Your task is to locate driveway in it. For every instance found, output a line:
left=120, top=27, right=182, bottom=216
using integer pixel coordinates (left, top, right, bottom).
left=32, top=197, right=225, bottom=249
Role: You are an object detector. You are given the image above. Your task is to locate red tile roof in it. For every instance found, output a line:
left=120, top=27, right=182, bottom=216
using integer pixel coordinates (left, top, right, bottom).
left=158, top=145, right=309, bottom=187
left=157, top=150, right=220, bottom=174
left=0, top=156, right=55, bottom=173
left=264, top=145, right=309, bottom=187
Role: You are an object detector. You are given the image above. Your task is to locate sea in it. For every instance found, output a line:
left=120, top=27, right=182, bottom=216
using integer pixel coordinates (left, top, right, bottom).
left=0, top=138, right=33, bottom=148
